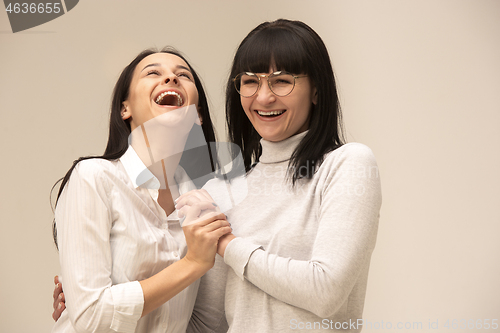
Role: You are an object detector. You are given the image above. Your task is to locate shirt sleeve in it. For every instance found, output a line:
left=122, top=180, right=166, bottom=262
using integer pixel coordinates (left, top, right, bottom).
left=56, top=161, right=144, bottom=333
left=187, top=256, right=229, bottom=333
left=223, top=144, right=382, bottom=318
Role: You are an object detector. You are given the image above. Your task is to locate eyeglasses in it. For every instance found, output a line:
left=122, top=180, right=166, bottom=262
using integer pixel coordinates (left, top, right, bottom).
left=233, top=71, right=308, bottom=97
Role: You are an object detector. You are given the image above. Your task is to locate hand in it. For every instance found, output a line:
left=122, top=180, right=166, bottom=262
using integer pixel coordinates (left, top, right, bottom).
left=217, top=233, right=237, bottom=257
left=52, top=275, right=65, bottom=321
left=176, top=189, right=219, bottom=220
left=177, top=189, right=235, bottom=258
left=182, top=203, right=232, bottom=270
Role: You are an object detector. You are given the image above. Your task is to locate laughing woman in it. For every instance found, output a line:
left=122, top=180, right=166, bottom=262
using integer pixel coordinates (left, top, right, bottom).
left=179, top=19, right=382, bottom=332
left=51, top=48, right=231, bottom=333
left=53, top=20, right=382, bottom=333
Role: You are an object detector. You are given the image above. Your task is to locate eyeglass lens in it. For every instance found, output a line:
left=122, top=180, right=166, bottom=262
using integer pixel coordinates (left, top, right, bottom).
left=235, top=73, right=295, bottom=97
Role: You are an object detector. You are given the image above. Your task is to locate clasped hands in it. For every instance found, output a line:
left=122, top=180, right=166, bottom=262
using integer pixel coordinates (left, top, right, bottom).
left=175, top=189, right=236, bottom=259
left=52, top=189, right=235, bottom=322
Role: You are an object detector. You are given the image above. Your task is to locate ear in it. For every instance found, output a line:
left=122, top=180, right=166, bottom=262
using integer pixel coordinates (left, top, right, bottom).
left=312, top=87, right=318, bottom=105
left=197, top=106, right=203, bottom=125
left=121, top=102, right=131, bottom=120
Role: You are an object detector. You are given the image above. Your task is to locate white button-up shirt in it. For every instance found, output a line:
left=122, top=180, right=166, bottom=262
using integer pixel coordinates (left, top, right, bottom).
left=53, top=146, right=199, bottom=333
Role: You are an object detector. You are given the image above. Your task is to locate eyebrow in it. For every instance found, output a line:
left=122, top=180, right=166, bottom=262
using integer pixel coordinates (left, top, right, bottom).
left=141, top=63, right=192, bottom=73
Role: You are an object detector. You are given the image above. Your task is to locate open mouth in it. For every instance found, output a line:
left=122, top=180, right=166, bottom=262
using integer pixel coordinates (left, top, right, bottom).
left=155, top=91, right=184, bottom=107
left=256, top=110, right=286, bottom=118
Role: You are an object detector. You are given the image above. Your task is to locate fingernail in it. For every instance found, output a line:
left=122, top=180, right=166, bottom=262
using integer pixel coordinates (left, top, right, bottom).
left=58, top=303, right=63, bottom=310
left=59, top=294, right=63, bottom=300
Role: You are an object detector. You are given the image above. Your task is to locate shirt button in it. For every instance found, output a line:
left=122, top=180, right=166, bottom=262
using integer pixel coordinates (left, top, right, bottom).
left=172, top=251, right=179, bottom=257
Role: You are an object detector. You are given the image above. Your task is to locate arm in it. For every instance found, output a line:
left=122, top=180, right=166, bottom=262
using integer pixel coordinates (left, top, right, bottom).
left=141, top=208, right=230, bottom=317
left=187, top=256, right=229, bottom=333
left=53, top=235, right=230, bottom=331
left=56, top=162, right=230, bottom=333
left=176, top=190, right=230, bottom=332
left=56, top=162, right=140, bottom=333
left=222, top=145, right=382, bottom=318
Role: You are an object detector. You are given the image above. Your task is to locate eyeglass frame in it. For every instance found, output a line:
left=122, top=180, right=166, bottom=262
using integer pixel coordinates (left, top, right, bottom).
left=233, top=71, right=308, bottom=97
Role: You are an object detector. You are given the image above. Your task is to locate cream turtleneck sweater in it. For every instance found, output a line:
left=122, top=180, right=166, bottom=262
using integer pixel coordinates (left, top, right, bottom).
left=189, top=132, right=382, bottom=333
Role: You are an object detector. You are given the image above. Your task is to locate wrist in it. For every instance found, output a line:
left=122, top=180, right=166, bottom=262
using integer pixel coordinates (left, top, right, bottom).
left=181, top=255, right=213, bottom=275
left=218, top=234, right=237, bottom=258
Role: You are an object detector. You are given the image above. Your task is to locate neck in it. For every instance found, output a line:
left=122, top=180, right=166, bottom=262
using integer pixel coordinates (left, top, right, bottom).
left=259, top=131, right=308, bottom=164
left=158, top=188, right=175, bottom=216
left=129, top=105, right=199, bottom=194
left=145, top=158, right=179, bottom=192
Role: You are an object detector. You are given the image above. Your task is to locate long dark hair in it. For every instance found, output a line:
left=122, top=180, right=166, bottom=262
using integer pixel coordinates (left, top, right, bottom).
left=226, top=19, right=345, bottom=184
left=52, top=47, right=216, bottom=247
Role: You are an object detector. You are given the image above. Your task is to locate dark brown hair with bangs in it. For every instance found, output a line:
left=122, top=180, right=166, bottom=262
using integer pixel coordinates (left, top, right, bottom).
left=226, top=19, right=345, bottom=183
left=234, top=23, right=309, bottom=75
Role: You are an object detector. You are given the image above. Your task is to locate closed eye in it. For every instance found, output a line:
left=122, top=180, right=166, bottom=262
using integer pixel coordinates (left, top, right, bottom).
left=177, top=71, right=193, bottom=80
left=242, top=78, right=259, bottom=85
left=146, top=70, right=161, bottom=76
left=273, top=78, right=293, bottom=85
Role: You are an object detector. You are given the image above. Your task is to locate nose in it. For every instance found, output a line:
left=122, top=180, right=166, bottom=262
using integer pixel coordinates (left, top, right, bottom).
left=164, top=74, right=178, bottom=85
left=254, top=78, right=276, bottom=104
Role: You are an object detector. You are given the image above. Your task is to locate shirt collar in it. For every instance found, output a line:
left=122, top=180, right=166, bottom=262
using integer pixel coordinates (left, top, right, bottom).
left=120, top=146, right=160, bottom=190
left=120, top=146, right=196, bottom=195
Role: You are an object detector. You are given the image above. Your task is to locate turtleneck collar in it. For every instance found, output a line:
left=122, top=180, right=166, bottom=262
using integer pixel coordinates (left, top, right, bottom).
left=259, top=131, right=308, bottom=164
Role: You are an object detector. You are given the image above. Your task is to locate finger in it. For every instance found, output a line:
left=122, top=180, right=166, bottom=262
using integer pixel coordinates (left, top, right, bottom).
left=184, top=212, right=227, bottom=228
left=185, top=202, right=222, bottom=221
left=196, top=189, right=214, bottom=201
left=211, top=226, right=233, bottom=239
left=177, top=205, right=187, bottom=218
left=52, top=302, right=66, bottom=321
left=175, top=189, right=199, bottom=202
left=175, top=195, right=203, bottom=210
left=175, top=190, right=202, bottom=207
left=53, top=282, right=62, bottom=300
left=203, top=219, right=231, bottom=233
left=176, top=189, right=207, bottom=202
left=176, top=190, right=216, bottom=209
left=53, top=290, right=64, bottom=310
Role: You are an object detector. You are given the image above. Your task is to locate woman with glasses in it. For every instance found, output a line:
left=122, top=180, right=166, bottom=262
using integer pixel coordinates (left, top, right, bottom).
left=178, top=19, right=382, bottom=332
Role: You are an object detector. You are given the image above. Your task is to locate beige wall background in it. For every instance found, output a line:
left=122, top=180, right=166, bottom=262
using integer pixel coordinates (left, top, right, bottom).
left=1, top=0, right=499, bottom=332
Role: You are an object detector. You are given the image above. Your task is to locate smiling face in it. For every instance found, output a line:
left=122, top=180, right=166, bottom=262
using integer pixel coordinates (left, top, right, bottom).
left=121, top=53, right=199, bottom=131
left=240, top=69, right=317, bottom=142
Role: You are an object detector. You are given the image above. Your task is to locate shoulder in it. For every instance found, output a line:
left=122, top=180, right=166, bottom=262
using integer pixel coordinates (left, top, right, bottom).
left=58, top=158, right=120, bottom=207
left=322, top=143, right=377, bottom=168
left=69, top=159, right=123, bottom=192
left=317, top=143, right=382, bottom=200
left=314, top=143, right=380, bottom=182
left=73, top=158, right=118, bottom=178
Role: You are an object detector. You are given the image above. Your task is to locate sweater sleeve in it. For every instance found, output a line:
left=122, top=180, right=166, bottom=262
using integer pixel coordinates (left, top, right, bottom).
left=223, top=144, right=382, bottom=318
left=56, top=161, right=144, bottom=333
left=187, top=256, right=229, bottom=333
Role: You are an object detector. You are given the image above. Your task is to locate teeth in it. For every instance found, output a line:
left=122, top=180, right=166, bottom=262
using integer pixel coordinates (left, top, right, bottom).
left=155, top=91, right=183, bottom=106
left=257, top=110, right=285, bottom=116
